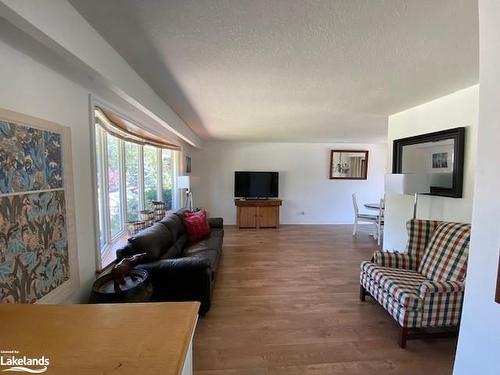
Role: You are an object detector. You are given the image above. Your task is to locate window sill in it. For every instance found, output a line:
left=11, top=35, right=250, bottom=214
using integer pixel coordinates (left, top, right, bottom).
left=97, top=232, right=129, bottom=274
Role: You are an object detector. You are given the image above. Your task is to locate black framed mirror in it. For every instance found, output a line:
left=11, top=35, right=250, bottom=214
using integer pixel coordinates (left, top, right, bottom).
left=392, top=127, right=465, bottom=198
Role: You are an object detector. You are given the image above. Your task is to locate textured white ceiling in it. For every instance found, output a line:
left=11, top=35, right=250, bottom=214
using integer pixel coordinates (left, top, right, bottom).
left=70, top=0, right=478, bottom=143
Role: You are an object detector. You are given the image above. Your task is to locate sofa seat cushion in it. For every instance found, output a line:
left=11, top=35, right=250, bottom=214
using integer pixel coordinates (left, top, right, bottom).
left=182, top=247, right=219, bottom=273
left=361, top=261, right=427, bottom=310
left=190, top=230, right=223, bottom=252
left=183, top=231, right=223, bottom=271
left=361, top=272, right=423, bottom=328
left=209, top=228, right=224, bottom=240
left=128, top=222, right=174, bottom=261
left=418, top=222, right=470, bottom=282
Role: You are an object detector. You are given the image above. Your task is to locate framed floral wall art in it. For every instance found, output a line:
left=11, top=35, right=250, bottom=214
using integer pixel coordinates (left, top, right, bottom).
left=0, top=108, right=79, bottom=303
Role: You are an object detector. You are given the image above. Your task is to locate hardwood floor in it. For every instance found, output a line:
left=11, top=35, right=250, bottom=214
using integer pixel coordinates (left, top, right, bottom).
left=193, top=225, right=456, bottom=375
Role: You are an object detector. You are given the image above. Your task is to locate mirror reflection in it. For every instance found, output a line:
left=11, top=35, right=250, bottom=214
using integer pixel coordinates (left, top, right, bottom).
left=401, top=139, right=455, bottom=189
left=330, top=150, right=368, bottom=179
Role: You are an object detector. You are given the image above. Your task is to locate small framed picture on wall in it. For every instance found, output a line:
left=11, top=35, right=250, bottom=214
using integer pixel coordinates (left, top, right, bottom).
left=185, top=156, right=192, bottom=174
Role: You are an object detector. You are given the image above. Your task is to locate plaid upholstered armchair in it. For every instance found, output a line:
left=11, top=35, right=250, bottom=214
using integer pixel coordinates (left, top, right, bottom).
left=359, top=219, right=470, bottom=348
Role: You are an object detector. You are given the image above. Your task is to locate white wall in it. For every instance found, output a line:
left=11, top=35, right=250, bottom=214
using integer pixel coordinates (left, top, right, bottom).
left=453, top=1, right=500, bottom=373
left=192, top=142, right=387, bottom=224
left=0, top=39, right=97, bottom=302
left=0, top=0, right=202, bottom=302
left=0, top=37, right=193, bottom=303
left=383, top=86, right=479, bottom=251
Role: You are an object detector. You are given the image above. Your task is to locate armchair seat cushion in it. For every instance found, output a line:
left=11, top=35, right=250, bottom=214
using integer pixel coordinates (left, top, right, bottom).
left=361, top=262, right=427, bottom=310
left=361, top=272, right=422, bottom=327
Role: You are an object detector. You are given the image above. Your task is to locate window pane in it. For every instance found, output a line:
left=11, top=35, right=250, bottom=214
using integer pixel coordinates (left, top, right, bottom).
left=143, top=145, right=159, bottom=206
left=95, top=127, right=106, bottom=247
left=125, top=142, right=140, bottom=221
left=162, top=149, right=174, bottom=210
left=107, top=134, right=122, bottom=236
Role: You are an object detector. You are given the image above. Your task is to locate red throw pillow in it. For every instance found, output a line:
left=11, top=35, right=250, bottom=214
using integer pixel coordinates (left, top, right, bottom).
left=182, top=210, right=210, bottom=243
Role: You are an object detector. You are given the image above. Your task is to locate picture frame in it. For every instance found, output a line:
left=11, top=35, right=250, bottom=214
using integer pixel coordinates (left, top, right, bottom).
left=185, top=155, right=192, bottom=174
left=329, top=150, right=368, bottom=180
left=0, top=107, right=80, bottom=303
left=432, top=152, right=449, bottom=169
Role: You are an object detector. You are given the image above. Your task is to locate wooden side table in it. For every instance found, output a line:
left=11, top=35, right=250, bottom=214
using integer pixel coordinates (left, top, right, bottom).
left=89, top=268, right=153, bottom=303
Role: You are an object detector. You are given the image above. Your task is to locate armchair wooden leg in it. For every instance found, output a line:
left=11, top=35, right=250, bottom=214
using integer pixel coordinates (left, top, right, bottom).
left=359, top=285, right=366, bottom=302
left=399, top=326, right=408, bottom=349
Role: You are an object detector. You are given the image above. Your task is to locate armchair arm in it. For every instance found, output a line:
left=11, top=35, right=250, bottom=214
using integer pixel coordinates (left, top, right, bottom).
left=208, top=217, right=224, bottom=229
left=373, top=251, right=416, bottom=270
left=418, top=280, right=465, bottom=327
left=419, top=280, right=465, bottom=296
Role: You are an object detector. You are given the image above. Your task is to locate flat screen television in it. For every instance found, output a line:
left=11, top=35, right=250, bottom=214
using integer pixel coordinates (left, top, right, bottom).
left=234, top=171, right=279, bottom=198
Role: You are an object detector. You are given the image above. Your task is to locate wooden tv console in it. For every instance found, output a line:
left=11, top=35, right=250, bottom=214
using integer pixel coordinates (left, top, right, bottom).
left=235, top=198, right=282, bottom=229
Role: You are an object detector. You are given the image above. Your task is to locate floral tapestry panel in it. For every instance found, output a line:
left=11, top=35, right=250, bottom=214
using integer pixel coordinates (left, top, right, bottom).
left=0, top=120, right=63, bottom=193
left=0, top=190, right=69, bottom=303
left=44, top=131, right=63, bottom=189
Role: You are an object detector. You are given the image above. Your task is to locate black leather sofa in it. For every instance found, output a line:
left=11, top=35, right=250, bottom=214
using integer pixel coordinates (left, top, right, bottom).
left=116, top=208, right=223, bottom=315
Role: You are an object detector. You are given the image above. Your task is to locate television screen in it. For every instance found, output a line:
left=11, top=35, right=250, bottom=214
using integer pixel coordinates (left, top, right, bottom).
left=234, top=171, right=279, bottom=198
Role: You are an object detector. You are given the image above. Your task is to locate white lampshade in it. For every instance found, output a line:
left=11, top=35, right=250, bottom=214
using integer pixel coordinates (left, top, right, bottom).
left=177, top=176, right=200, bottom=190
left=385, top=173, right=431, bottom=195
left=177, top=176, right=191, bottom=189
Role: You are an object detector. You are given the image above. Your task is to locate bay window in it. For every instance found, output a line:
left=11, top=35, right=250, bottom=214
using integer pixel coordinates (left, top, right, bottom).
left=143, top=145, right=159, bottom=204
left=93, top=108, right=179, bottom=269
left=162, top=149, right=174, bottom=208
left=125, top=142, right=140, bottom=222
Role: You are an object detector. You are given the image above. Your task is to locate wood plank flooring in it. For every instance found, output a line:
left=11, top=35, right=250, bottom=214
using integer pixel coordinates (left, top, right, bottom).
left=193, top=225, right=456, bottom=375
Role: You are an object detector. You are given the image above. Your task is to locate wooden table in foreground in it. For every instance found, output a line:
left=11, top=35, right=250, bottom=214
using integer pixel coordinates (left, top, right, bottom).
left=0, top=302, right=199, bottom=375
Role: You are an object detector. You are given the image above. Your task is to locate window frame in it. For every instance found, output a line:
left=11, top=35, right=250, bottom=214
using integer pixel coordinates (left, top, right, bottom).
left=90, top=102, right=178, bottom=271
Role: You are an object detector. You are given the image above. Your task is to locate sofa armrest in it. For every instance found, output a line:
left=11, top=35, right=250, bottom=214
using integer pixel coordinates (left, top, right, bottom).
left=208, top=217, right=224, bottom=229
left=116, top=243, right=137, bottom=261
left=136, top=256, right=213, bottom=314
left=137, top=256, right=211, bottom=278
left=419, top=280, right=465, bottom=296
left=373, top=251, right=416, bottom=270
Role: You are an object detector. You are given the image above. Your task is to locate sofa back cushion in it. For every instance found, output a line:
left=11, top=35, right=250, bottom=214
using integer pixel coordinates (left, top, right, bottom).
left=174, top=208, right=191, bottom=220
left=160, top=213, right=185, bottom=241
left=128, top=222, right=174, bottom=261
left=405, top=219, right=442, bottom=269
left=161, top=234, right=188, bottom=259
left=418, top=222, right=471, bottom=282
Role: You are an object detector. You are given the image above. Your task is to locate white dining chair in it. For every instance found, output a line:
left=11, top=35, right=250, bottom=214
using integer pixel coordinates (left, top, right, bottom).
left=352, top=193, right=378, bottom=236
